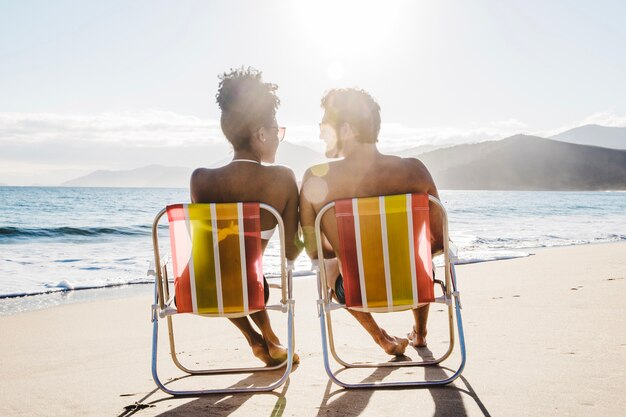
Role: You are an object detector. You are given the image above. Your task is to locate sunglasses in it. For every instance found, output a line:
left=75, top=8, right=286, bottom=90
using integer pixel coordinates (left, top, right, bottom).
left=277, top=126, right=286, bottom=142
left=266, top=125, right=286, bottom=142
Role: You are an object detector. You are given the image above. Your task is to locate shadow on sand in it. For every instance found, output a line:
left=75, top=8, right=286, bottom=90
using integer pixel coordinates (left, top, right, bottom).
left=119, top=366, right=294, bottom=417
left=315, top=348, right=491, bottom=417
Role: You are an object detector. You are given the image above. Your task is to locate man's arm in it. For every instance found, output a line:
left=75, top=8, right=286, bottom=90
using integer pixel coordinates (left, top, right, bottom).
left=300, top=168, right=335, bottom=260
left=277, top=168, right=303, bottom=261
left=410, top=159, right=444, bottom=253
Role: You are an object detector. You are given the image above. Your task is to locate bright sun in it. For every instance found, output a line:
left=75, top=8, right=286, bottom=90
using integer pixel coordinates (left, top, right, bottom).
left=295, top=0, right=400, bottom=57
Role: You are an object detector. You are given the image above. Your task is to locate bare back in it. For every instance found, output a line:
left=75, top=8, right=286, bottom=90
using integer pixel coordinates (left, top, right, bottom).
left=300, top=151, right=444, bottom=259
left=191, top=163, right=300, bottom=260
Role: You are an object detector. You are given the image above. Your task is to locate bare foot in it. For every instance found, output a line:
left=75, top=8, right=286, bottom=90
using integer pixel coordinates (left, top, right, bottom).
left=378, top=329, right=409, bottom=356
left=267, top=340, right=300, bottom=365
left=249, top=337, right=275, bottom=365
left=407, top=326, right=427, bottom=347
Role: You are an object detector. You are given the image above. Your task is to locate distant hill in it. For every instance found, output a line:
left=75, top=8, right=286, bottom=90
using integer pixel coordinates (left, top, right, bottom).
left=198, top=142, right=326, bottom=179
left=62, top=165, right=193, bottom=188
left=391, top=144, right=444, bottom=158
left=61, top=142, right=328, bottom=187
left=551, top=124, right=626, bottom=150
left=275, top=142, right=327, bottom=178
left=419, top=134, right=626, bottom=190
left=63, top=134, right=626, bottom=190
left=202, top=142, right=326, bottom=179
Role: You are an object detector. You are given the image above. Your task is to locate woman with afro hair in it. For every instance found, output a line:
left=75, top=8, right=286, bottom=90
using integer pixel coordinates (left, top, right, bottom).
left=190, top=67, right=301, bottom=365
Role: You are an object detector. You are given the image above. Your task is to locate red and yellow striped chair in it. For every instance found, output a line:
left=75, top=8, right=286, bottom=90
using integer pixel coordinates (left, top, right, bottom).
left=150, top=202, right=295, bottom=395
left=314, top=193, right=466, bottom=388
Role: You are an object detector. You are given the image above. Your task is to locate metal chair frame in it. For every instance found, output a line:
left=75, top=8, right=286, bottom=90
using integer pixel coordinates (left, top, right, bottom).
left=314, top=195, right=466, bottom=388
left=150, top=203, right=295, bottom=395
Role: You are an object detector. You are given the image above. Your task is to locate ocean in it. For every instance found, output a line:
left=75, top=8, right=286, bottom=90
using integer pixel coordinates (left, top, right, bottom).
left=1, top=187, right=624, bottom=313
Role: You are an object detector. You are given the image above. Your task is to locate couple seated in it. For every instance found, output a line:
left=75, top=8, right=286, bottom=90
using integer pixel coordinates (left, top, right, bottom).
left=151, top=67, right=464, bottom=395
left=188, top=67, right=444, bottom=364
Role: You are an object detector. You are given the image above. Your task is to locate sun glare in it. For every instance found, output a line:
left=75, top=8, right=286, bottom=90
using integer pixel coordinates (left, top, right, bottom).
left=295, top=0, right=400, bottom=56
left=326, top=61, right=345, bottom=80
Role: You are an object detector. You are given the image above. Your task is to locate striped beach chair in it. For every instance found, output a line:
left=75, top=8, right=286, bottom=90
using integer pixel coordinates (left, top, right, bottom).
left=150, top=202, right=295, bottom=395
left=314, top=193, right=466, bottom=388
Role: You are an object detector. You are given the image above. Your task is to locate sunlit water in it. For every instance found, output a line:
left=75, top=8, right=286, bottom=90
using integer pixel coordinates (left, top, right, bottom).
left=1, top=187, right=624, bottom=313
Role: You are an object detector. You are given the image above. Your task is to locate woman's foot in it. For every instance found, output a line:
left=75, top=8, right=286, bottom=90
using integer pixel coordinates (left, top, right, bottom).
left=377, top=329, right=409, bottom=356
left=407, top=326, right=427, bottom=347
left=249, top=335, right=275, bottom=365
left=267, top=339, right=300, bottom=364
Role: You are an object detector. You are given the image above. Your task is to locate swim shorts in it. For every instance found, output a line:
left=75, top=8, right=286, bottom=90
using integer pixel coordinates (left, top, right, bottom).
left=263, top=275, right=270, bottom=304
left=334, top=274, right=346, bottom=304
left=333, top=265, right=436, bottom=306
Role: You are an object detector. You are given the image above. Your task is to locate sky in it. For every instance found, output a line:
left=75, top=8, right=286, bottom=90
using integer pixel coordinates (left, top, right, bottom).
left=1, top=0, right=625, bottom=185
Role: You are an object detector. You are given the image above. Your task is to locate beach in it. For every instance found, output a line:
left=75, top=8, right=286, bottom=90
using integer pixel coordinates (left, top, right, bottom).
left=1, top=241, right=624, bottom=416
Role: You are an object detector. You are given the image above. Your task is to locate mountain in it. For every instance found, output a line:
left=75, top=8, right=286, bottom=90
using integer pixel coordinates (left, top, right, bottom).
left=390, top=144, right=444, bottom=158
left=550, top=125, right=626, bottom=150
left=275, top=142, right=327, bottom=178
left=203, top=142, right=326, bottom=179
left=61, top=143, right=328, bottom=187
left=62, top=165, right=193, bottom=188
left=419, top=134, right=626, bottom=190
left=62, top=135, right=626, bottom=190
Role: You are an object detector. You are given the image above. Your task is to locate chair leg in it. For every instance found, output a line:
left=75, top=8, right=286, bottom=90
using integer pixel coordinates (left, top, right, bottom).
left=151, top=304, right=295, bottom=396
left=165, top=315, right=287, bottom=375
left=317, top=266, right=467, bottom=390
left=319, top=299, right=466, bottom=389
left=322, top=301, right=455, bottom=369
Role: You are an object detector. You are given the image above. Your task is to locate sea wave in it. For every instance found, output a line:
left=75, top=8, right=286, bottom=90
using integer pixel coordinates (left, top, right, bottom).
left=461, top=234, right=625, bottom=250
left=0, top=225, right=153, bottom=240
left=0, top=278, right=155, bottom=299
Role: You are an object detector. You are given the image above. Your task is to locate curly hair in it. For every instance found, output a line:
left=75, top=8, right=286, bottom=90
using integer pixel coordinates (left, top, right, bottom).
left=216, top=66, right=280, bottom=150
left=320, top=88, right=381, bottom=144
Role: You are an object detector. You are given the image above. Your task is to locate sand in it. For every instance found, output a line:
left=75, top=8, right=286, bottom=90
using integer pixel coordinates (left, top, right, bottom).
left=1, top=242, right=624, bottom=417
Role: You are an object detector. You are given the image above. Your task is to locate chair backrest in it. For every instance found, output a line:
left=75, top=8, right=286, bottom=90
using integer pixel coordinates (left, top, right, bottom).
left=166, top=202, right=265, bottom=316
left=334, top=193, right=434, bottom=312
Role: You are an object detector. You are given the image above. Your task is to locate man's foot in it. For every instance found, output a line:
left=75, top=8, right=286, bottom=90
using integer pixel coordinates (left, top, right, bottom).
left=378, top=329, right=409, bottom=356
left=407, top=326, right=427, bottom=348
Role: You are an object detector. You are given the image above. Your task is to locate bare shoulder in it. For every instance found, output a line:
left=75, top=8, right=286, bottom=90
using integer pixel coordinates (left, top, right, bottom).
left=190, top=167, right=214, bottom=187
left=377, top=154, right=431, bottom=177
left=303, top=159, right=344, bottom=180
left=266, top=164, right=297, bottom=185
left=399, top=156, right=437, bottom=191
left=398, top=156, right=431, bottom=175
left=301, top=160, right=339, bottom=193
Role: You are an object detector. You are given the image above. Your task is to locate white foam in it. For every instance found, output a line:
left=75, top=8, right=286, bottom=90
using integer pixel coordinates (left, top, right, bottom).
left=50, top=280, right=75, bottom=290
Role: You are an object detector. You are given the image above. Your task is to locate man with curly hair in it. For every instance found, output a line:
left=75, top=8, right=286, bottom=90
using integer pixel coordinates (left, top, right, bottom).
left=300, top=88, right=444, bottom=355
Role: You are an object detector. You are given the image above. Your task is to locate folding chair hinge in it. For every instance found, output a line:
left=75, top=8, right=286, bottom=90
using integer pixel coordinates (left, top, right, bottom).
left=452, top=291, right=462, bottom=309
left=310, top=259, right=320, bottom=272
left=318, top=300, right=344, bottom=313
left=159, top=306, right=177, bottom=318
left=151, top=304, right=158, bottom=322
left=286, top=299, right=295, bottom=315
left=147, top=261, right=155, bottom=277
left=275, top=299, right=295, bottom=314
left=433, top=295, right=452, bottom=305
